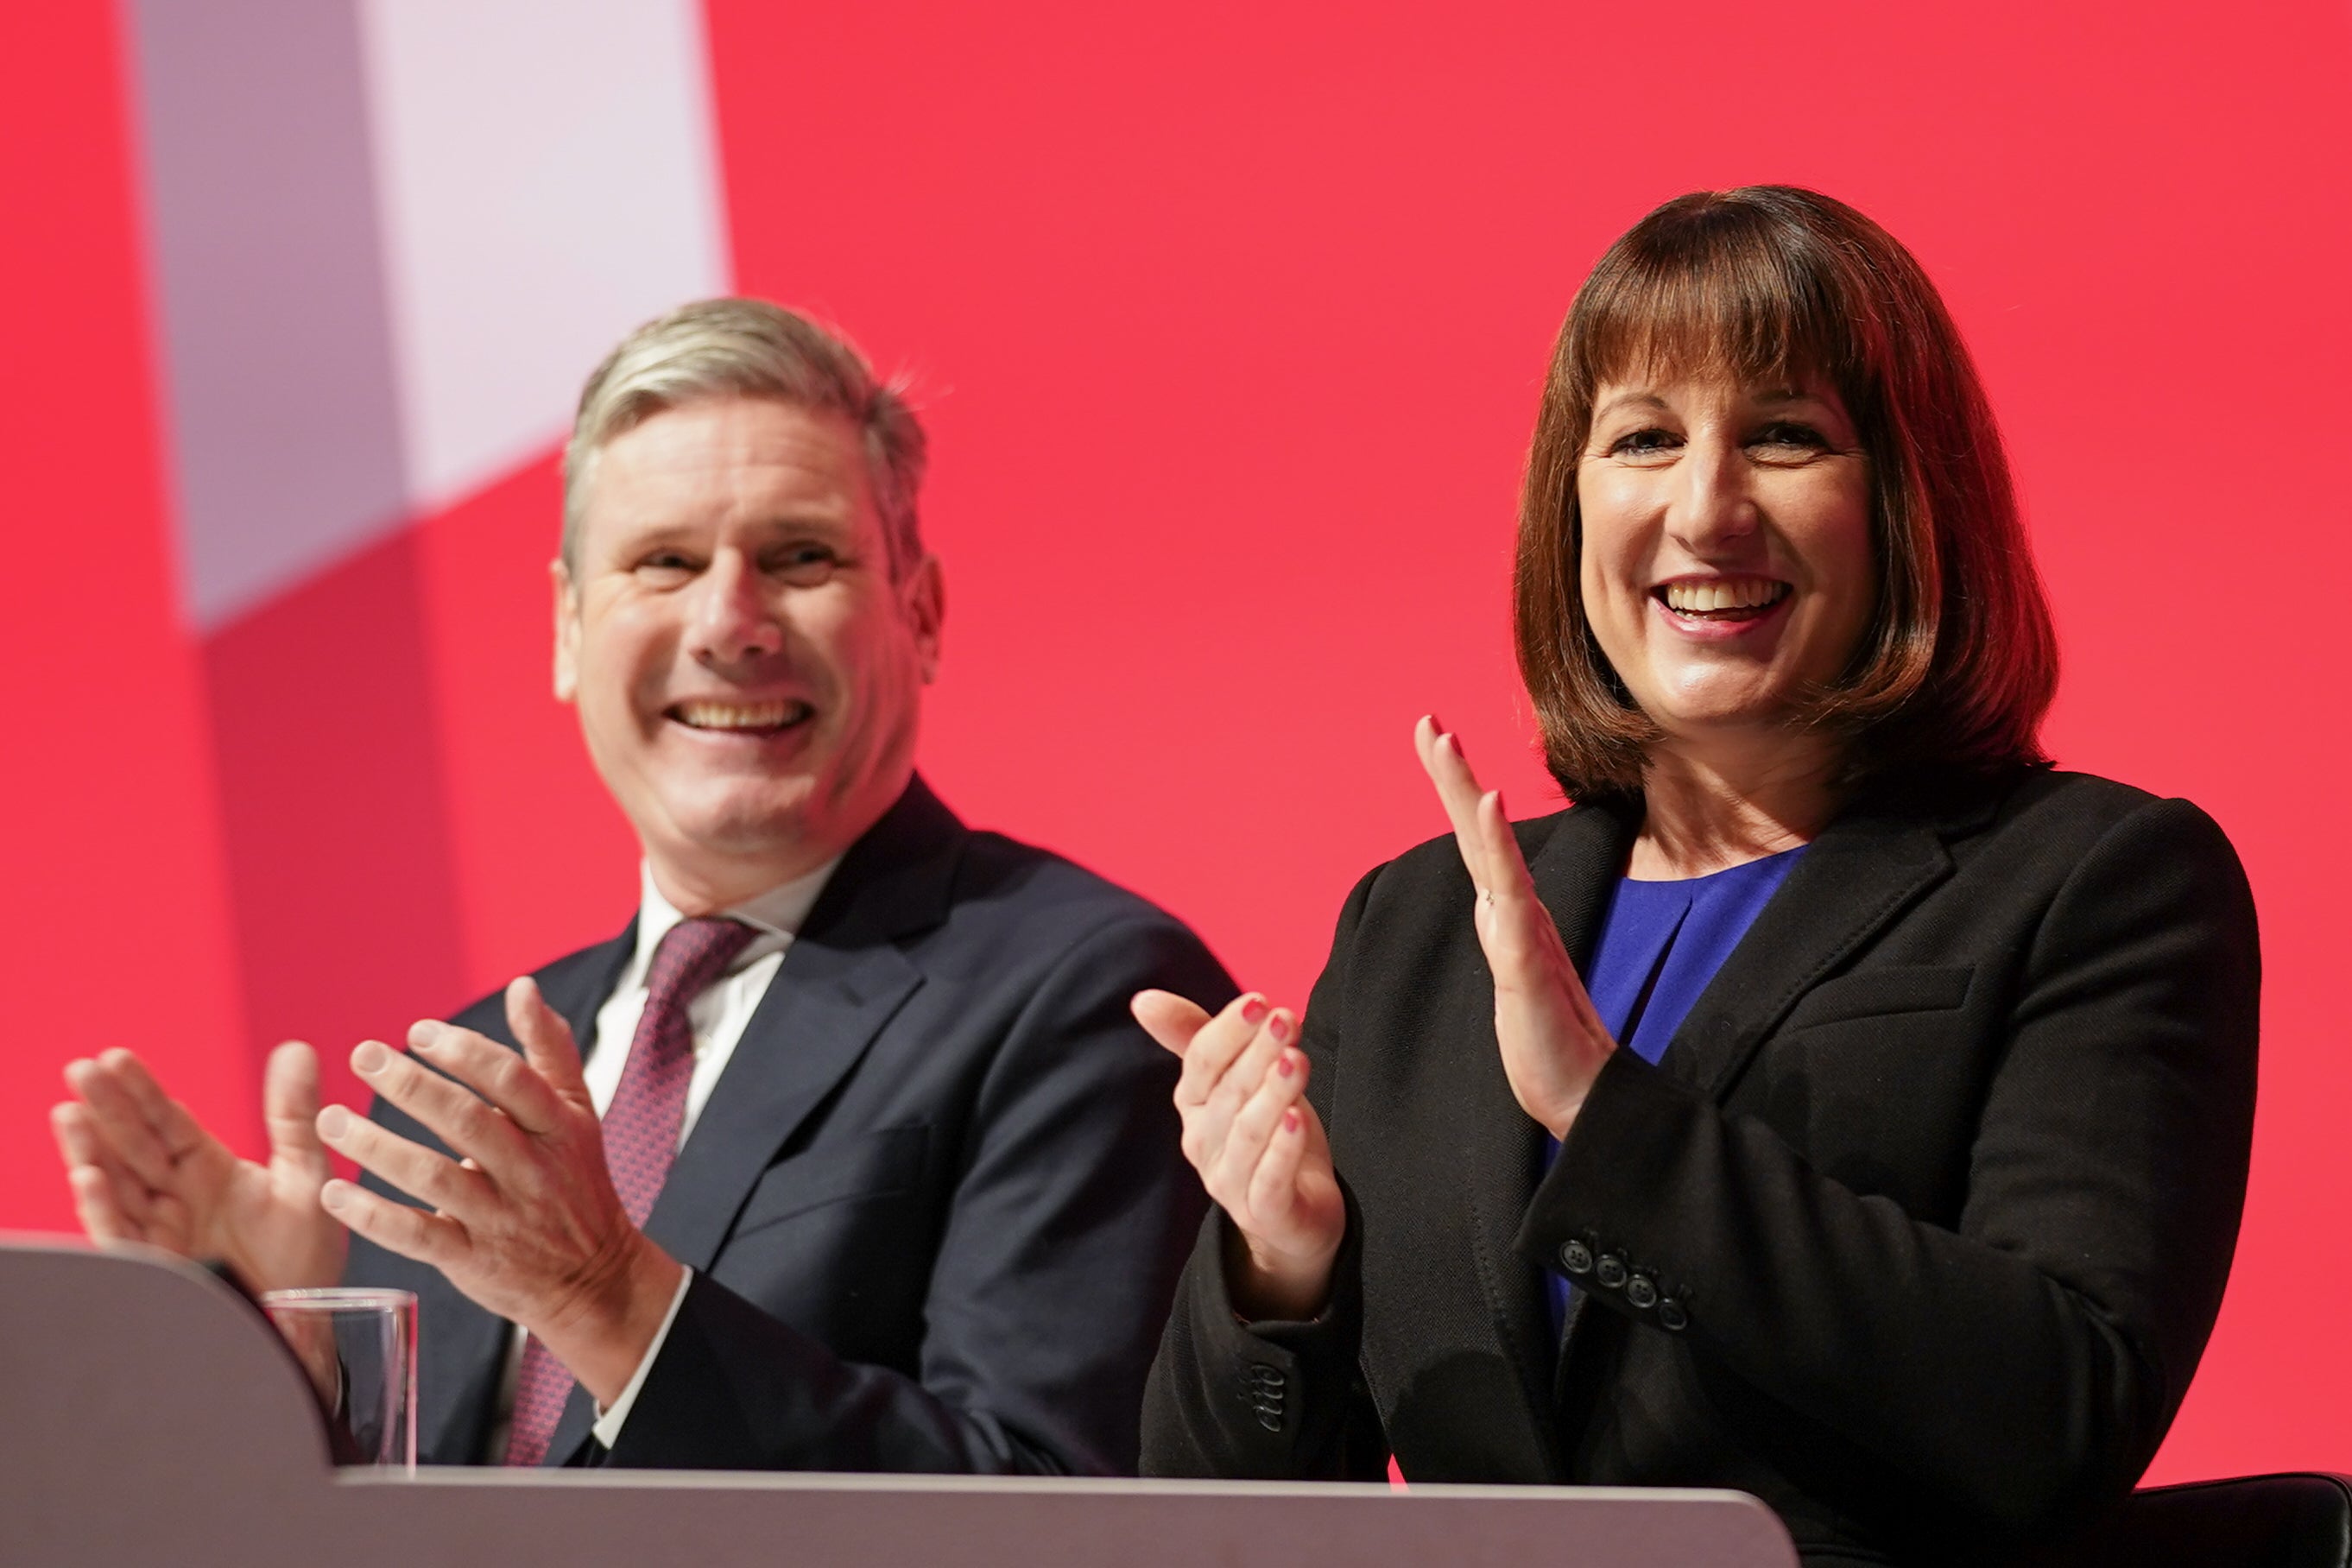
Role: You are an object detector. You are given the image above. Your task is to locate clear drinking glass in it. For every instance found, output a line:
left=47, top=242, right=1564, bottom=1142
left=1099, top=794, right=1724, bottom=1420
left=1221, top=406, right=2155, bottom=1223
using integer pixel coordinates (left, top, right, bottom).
left=260, top=1287, right=417, bottom=1472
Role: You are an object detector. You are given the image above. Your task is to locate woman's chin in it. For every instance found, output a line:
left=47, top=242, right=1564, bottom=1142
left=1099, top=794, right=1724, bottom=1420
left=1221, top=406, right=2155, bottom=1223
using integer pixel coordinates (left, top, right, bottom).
left=1639, top=688, right=1818, bottom=752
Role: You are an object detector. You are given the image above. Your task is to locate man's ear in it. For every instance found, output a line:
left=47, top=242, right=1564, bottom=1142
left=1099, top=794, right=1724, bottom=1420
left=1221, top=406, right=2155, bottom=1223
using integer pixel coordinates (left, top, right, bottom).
left=902, top=554, right=945, bottom=684
left=552, top=559, right=580, bottom=704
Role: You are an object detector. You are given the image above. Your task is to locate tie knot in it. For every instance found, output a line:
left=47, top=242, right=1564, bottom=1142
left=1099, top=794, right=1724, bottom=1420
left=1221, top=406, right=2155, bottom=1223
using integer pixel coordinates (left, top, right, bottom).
left=643, top=916, right=756, bottom=1009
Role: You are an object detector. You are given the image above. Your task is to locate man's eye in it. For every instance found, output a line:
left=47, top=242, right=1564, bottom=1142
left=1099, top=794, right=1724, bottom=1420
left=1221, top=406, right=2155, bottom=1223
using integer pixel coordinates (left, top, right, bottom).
left=773, top=545, right=840, bottom=584
left=1608, top=428, right=1679, bottom=457
left=638, top=552, right=698, bottom=575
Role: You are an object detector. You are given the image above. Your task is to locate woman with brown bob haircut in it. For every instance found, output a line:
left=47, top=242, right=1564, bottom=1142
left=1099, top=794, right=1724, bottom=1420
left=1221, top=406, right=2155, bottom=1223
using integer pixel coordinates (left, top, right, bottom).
left=1135, top=187, right=2259, bottom=1567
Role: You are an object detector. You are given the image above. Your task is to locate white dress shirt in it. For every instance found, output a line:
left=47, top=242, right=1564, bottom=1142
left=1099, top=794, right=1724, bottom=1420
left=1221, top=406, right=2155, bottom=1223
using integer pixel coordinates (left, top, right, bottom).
left=483, top=856, right=838, bottom=1459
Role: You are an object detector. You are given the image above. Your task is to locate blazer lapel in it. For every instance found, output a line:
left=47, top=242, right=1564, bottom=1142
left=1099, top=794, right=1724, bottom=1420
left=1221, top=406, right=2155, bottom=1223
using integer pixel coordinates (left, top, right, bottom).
left=642, top=776, right=961, bottom=1271
left=1438, top=798, right=1636, bottom=1477
left=1540, top=775, right=1998, bottom=1432
left=545, top=780, right=965, bottom=1464
left=639, top=941, right=924, bottom=1270
left=1661, top=776, right=1985, bottom=1101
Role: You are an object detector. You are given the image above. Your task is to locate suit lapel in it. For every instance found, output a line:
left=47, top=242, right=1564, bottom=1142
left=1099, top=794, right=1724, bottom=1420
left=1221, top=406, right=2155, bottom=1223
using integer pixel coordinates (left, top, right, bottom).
left=1660, top=777, right=1979, bottom=1101
left=1540, top=776, right=1993, bottom=1421
left=542, top=939, right=928, bottom=1466
left=413, top=1254, right=508, bottom=1464
left=642, top=776, right=961, bottom=1271
left=639, top=939, right=923, bottom=1270
left=539, top=779, right=970, bottom=1464
left=566, top=919, right=641, bottom=1065
left=1439, top=797, right=1636, bottom=1476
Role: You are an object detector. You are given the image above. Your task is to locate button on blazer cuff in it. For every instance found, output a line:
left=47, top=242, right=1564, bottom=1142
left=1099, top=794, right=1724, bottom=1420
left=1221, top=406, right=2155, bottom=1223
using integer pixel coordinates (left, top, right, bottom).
left=1141, top=1184, right=1371, bottom=1480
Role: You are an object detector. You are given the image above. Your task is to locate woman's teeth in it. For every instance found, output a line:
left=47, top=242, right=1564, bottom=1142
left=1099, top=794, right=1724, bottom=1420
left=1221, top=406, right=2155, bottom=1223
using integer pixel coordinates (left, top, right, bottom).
left=673, top=699, right=809, bottom=730
left=1659, top=578, right=1790, bottom=616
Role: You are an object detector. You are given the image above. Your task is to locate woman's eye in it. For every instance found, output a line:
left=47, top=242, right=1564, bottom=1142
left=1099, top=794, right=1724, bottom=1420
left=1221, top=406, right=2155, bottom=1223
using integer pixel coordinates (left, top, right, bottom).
left=1608, top=428, right=1679, bottom=458
left=1750, top=421, right=1828, bottom=453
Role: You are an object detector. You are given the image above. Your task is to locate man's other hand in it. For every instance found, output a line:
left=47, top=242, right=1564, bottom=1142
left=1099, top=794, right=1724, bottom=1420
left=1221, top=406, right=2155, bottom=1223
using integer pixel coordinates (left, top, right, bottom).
left=314, top=977, right=683, bottom=1407
left=51, top=1042, right=347, bottom=1295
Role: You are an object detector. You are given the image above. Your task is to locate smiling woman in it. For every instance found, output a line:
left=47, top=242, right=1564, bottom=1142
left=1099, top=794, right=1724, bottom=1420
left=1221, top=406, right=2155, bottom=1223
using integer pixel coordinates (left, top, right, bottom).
left=1572, top=374, right=1877, bottom=822
left=1135, top=187, right=2259, bottom=1568
left=1518, top=186, right=2058, bottom=808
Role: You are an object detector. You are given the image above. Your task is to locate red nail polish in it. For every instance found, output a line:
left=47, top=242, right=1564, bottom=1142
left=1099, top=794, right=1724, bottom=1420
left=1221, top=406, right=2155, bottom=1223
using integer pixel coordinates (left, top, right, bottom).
left=1282, top=1107, right=1300, bottom=1132
left=1241, top=997, right=1268, bottom=1025
left=1269, top=1013, right=1293, bottom=1044
left=1276, top=1052, right=1295, bottom=1078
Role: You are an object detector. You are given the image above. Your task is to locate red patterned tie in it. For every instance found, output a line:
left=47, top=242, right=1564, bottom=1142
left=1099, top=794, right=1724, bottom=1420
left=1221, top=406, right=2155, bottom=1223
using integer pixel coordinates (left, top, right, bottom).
left=502, top=916, right=756, bottom=1465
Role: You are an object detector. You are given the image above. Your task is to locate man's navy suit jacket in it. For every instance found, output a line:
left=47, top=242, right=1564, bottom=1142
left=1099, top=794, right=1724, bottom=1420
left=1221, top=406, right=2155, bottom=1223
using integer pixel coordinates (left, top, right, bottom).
left=345, top=775, right=1231, bottom=1473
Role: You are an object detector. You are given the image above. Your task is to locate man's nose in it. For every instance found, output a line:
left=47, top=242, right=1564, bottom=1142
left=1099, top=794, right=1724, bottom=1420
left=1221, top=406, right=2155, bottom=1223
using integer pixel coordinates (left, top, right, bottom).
left=686, top=553, right=784, bottom=666
left=1666, top=439, right=1759, bottom=550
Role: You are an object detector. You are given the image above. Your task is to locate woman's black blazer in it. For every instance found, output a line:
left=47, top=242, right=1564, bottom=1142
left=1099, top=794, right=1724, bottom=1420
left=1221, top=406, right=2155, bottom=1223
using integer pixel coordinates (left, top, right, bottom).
left=1141, top=767, right=2260, bottom=1566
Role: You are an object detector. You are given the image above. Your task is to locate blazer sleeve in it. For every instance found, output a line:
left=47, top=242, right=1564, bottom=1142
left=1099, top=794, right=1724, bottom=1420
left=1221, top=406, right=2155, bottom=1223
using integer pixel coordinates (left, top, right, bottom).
left=600, top=914, right=1230, bottom=1476
left=1140, top=870, right=1389, bottom=1481
left=1518, top=795, right=2260, bottom=1539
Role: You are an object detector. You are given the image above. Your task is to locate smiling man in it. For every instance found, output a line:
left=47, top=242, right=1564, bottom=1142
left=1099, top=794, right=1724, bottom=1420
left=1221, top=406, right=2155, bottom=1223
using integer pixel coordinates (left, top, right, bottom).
left=54, top=299, right=1230, bottom=1472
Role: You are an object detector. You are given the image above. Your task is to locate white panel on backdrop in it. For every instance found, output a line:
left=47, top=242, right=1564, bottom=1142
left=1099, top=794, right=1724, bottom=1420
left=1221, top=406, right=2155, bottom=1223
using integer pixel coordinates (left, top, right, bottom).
left=356, top=0, right=732, bottom=515
left=129, top=0, right=413, bottom=630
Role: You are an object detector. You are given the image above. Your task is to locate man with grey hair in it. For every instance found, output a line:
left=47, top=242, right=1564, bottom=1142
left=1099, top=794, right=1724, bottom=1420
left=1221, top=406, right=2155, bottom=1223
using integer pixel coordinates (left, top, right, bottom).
left=54, top=299, right=1230, bottom=1473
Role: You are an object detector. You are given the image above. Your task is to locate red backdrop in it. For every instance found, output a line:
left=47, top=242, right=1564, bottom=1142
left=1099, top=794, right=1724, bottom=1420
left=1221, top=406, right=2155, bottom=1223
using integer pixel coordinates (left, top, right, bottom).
left=2, top=0, right=2344, bottom=1481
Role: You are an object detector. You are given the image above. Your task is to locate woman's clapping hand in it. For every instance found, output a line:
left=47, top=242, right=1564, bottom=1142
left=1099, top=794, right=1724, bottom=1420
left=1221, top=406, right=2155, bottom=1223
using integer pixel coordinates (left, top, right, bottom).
left=1414, top=716, right=1617, bottom=1139
left=1132, top=718, right=1614, bottom=1322
left=1130, top=989, right=1345, bottom=1321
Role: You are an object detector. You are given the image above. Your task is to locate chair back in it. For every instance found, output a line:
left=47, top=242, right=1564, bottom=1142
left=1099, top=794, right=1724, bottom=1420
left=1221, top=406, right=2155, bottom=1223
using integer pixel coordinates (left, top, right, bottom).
left=2077, top=1473, right=2351, bottom=1568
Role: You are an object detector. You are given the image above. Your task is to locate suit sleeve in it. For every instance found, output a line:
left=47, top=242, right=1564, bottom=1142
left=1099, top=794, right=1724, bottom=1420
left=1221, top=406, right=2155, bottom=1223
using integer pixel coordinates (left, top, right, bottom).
left=1518, top=796, right=2260, bottom=1539
left=1140, top=869, right=1389, bottom=1481
left=600, top=914, right=1230, bottom=1476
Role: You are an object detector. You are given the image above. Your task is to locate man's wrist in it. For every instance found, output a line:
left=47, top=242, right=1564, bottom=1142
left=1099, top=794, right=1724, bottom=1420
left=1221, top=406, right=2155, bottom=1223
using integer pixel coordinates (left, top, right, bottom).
left=224, top=1220, right=348, bottom=1299
left=531, top=1229, right=686, bottom=1408
left=589, top=1263, right=694, bottom=1448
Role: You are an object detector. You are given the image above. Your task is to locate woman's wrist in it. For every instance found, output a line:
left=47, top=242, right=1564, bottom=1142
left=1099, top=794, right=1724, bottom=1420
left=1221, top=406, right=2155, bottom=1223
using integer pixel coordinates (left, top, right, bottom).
left=1224, top=1221, right=1341, bottom=1323
left=1534, top=1038, right=1617, bottom=1141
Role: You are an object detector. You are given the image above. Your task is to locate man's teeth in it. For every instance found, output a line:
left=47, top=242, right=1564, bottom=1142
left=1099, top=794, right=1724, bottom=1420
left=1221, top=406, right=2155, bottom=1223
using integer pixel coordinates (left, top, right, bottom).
left=1661, top=578, right=1788, bottom=614
left=674, top=700, right=807, bottom=730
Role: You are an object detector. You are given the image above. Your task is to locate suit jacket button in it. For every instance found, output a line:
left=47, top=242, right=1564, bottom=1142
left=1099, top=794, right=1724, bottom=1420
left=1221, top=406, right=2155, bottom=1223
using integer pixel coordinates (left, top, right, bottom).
left=1559, top=1241, right=1594, bottom=1275
left=1595, top=1254, right=1628, bottom=1289
left=1657, top=1299, right=1688, bottom=1331
left=1625, top=1274, right=1658, bottom=1309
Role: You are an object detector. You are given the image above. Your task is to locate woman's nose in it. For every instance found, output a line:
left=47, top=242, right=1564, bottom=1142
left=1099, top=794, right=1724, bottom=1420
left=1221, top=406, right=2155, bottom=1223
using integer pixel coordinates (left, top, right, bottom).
left=686, top=553, right=784, bottom=665
left=1666, top=439, right=1759, bottom=548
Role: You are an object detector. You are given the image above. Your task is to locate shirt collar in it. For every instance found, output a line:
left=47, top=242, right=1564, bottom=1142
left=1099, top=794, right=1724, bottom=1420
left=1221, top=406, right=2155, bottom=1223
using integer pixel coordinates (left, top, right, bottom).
left=622, top=857, right=842, bottom=993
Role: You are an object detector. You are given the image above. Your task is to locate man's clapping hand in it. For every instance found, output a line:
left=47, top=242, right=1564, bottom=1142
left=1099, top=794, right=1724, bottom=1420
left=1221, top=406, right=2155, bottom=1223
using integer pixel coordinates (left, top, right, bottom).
left=313, top=976, right=682, bottom=1407
left=51, top=1040, right=346, bottom=1296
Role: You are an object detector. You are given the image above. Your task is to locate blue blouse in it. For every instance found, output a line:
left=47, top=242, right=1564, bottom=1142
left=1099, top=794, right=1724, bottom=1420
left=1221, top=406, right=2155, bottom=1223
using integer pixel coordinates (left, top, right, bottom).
left=1540, top=846, right=1806, bottom=1341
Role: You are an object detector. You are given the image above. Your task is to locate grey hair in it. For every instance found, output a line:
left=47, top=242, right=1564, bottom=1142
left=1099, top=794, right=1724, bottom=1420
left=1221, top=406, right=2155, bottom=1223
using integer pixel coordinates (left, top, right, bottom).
left=561, top=298, right=927, bottom=579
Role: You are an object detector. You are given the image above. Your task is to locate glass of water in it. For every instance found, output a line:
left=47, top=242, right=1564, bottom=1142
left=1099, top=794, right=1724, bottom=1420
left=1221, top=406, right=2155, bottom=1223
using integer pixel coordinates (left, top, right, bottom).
left=260, top=1287, right=416, bottom=1472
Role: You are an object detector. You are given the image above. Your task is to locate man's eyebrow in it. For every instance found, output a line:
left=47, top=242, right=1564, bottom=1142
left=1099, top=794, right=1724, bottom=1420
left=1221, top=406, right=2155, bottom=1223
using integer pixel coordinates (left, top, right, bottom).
left=749, top=508, right=858, bottom=533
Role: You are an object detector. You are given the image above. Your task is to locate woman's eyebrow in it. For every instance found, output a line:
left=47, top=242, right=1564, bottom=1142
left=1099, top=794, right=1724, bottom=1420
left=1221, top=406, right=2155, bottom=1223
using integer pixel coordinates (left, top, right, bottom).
left=1592, top=391, right=1669, bottom=421
left=1751, top=387, right=1831, bottom=409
